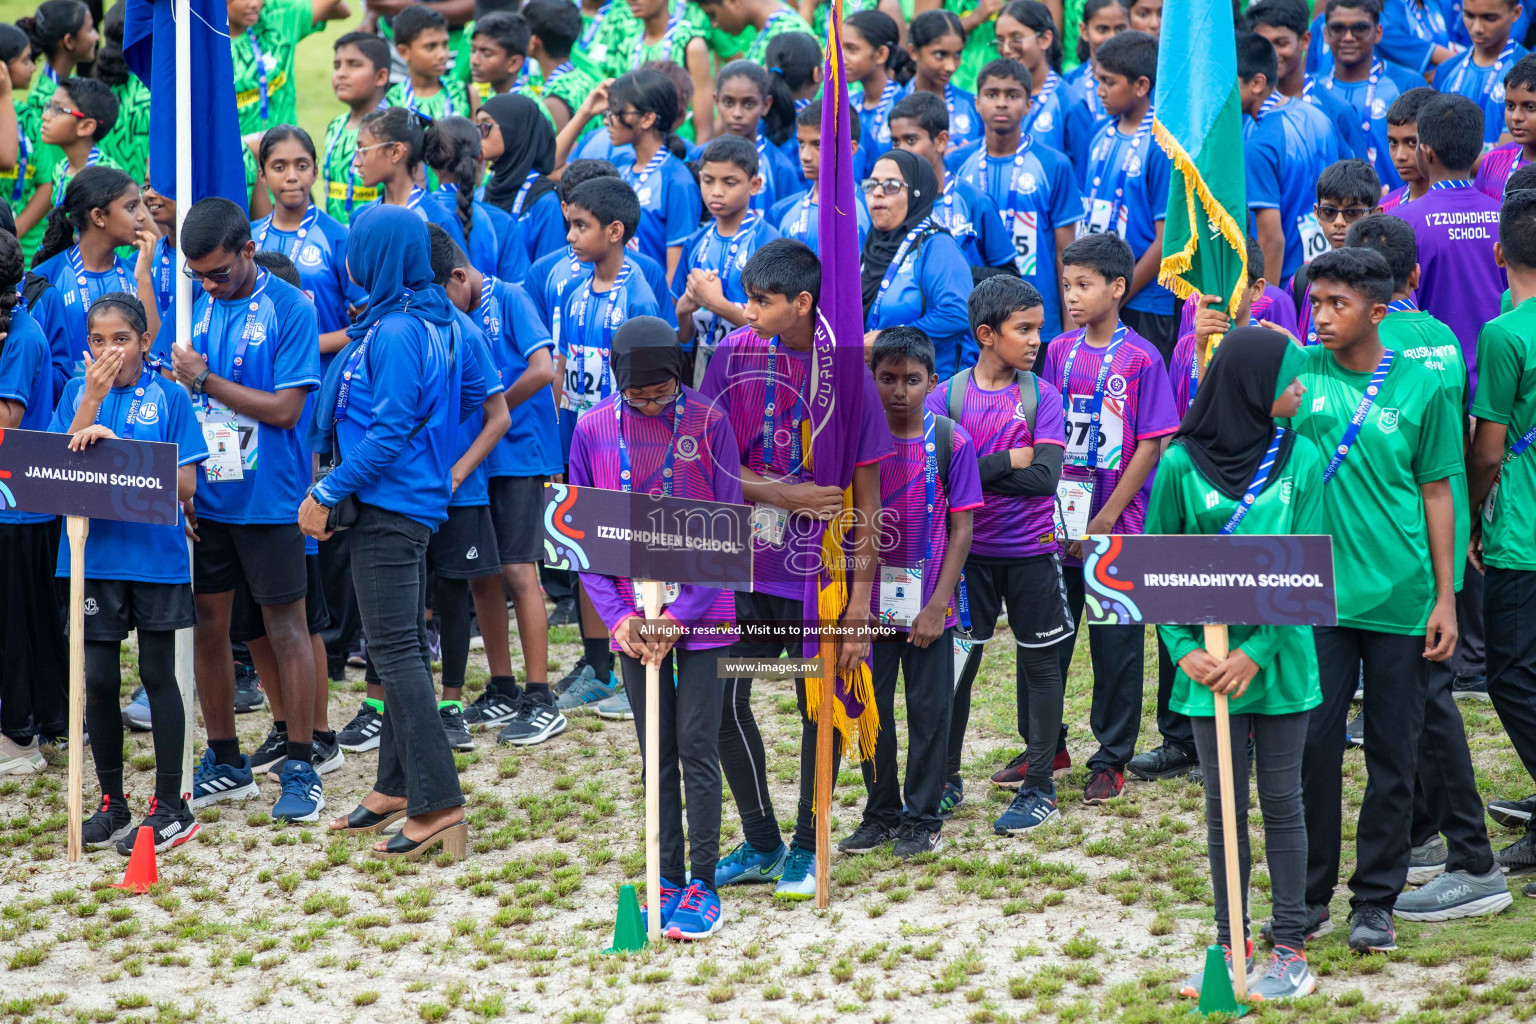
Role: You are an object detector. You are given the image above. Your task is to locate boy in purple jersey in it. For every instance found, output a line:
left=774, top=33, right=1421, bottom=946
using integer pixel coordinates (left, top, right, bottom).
left=1039, top=233, right=1179, bottom=804
left=569, top=318, right=741, bottom=940
left=1290, top=161, right=1383, bottom=345
left=1170, top=238, right=1272, bottom=418
left=1396, top=92, right=1506, bottom=395
left=836, top=326, right=981, bottom=858
left=925, top=276, right=1075, bottom=832
left=1382, top=86, right=1436, bottom=212
left=700, top=240, right=894, bottom=898
left=1475, top=54, right=1536, bottom=198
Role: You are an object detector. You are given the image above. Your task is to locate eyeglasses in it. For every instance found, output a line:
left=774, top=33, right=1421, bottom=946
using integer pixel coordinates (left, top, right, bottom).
left=183, top=259, right=238, bottom=283
left=475, top=120, right=495, bottom=138
left=860, top=177, right=910, bottom=197
left=43, top=100, right=86, bottom=119
left=352, top=141, right=394, bottom=160
left=621, top=387, right=683, bottom=409
left=1325, top=21, right=1374, bottom=37
left=1317, top=204, right=1372, bottom=222
left=603, top=108, right=639, bottom=124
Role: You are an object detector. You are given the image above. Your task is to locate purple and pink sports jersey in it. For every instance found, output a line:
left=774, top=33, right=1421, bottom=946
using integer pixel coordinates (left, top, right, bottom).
left=1039, top=324, right=1179, bottom=563
left=1176, top=285, right=1298, bottom=341
left=1169, top=332, right=1201, bottom=417
left=568, top=388, right=742, bottom=650
left=1378, top=185, right=1411, bottom=215
left=867, top=423, right=984, bottom=627
left=924, top=372, right=1067, bottom=558
left=1474, top=142, right=1531, bottom=200
left=700, top=325, right=895, bottom=600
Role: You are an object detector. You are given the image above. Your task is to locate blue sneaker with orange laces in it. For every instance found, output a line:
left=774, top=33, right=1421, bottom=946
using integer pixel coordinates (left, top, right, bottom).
left=641, top=877, right=686, bottom=932
left=667, top=880, right=724, bottom=939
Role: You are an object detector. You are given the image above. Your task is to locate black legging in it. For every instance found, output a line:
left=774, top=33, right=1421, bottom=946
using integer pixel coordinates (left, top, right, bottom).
left=433, top=576, right=473, bottom=692
left=85, top=630, right=184, bottom=804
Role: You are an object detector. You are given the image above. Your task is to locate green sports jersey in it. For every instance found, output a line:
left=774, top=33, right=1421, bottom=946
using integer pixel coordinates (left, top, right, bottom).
left=1, top=98, right=62, bottom=268
left=1149, top=439, right=1325, bottom=718
left=385, top=79, right=475, bottom=121
left=1472, top=298, right=1536, bottom=570
left=320, top=113, right=382, bottom=225
left=744, top=7, right=814, bottom=65
left=812, top=0, right=880, bottom=38
left=100, top=75, right=152, bottom=183
left=574, top=3, right=636, bottom=74
left=50, top=151, right=125, bottom=208
left=606, top=3, right=710, bottom=77
left=1063, top=0, right=1086, bottom=72
left=946, top=0, right=998, bottom=95
left=1379, top=307, right=1470, bottom=592
left=707, top=23, right=757, bottom=62
left=1285, top=344, right=1463, bottom=635
left=231, top=0, right=321, bottom=137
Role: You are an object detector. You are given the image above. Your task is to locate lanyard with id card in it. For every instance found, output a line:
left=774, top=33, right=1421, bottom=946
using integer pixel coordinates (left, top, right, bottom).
left=751, top=336, right=808, bottom=547
left=560, top=263, right=631, bottom=413
left=616, top=394, right=685, bottom=607
left=1483, top=419, right=1536, bottom=522
left=1054, top=326, right=1127, bottom=541
left=1220, top=426, right=1285, bottom=535
left=195, top=273, right=271, bottom=482
left=1297, top=210, right=1328, bottom=265
left=1078, top=110, right=1153, bottom=240
left=878, top=412, right=940, bottom=628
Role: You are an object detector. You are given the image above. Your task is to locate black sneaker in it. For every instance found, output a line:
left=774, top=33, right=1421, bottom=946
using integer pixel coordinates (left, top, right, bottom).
left=548, top=596, right=578, bottom=627
left=248, top=725, right=289, bottom=776
left=82, top=794, right=133, bottom=849
left=264, top=731, right=346, bottom=779
left=496, top=694, right=567, bottom=746
left=1495, top=832, right=1536, bottom=877
left=553, top=656, right=590, bottom=697
left=1348, top=904, right=1397, bottom=953
left=1126, top=743, right=1198, bottom=781
left=989, top=751, right=1029, bottom=789
left=837, top=820, right=896, bottom=855
left=1346, top=711, right=1364, bottom=748
left=1260, top=902, right=1332, bottom=944
left=440, top=704, right=474, bottom=752
left=892, top=824, right=943, bottom=858
left=1489, top=796, right=1536, bottom=828
left=465, top=686, right=521, bottom=729
left=937, top=780, right=964, bottom=819
left=337, top=702, right=384, bottom=752
left=1451, top=674, right=1490, bottom=701
left=116, top=797, right=199, bottom=855
left=233, top=663, right=265, bottom=713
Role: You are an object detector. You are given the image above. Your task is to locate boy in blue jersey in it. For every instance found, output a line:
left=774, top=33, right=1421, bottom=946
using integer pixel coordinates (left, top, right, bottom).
left=959, top=57, right=1084, bottom=341
left=1249, top=0, right=1374, bottom=167
left=1308, top=0, right=1460, bottom=77
left=771, top=99, right=872, bottom=251
left=168, top=198, right=325, bottom=824
left=1077, top=30, right=1177, bottom=358
left=1435, top=0, right=1528, bottom=148
left=887, top=91, right=1019, bottom=276
left=675, top=135, right=781, bottom=368
left=1241, top=33, right=1345, bottom=292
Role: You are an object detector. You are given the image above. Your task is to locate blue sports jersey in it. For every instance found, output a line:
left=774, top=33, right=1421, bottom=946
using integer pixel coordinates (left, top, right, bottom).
left=250, top=206, right=364, bottom=337
left=447, top=309, right=506, bottom=508
left=1244, top=97, right=1343, bottom=282
left=852, top=78, right=900, bottom=179
left=556, top=257, right=664, bottom=455
left=0, top=308, right=56, bottom=525
left=1059, top=62, right=1112, bottom=171
left=1019, top=73, right=1069, bottom=156
left=518, top=188, right=567, bottom=267
left=1080, top=114, right=1174, bottom=315
left=771, top=187, right=872, bottom=251
left=613, top=148, right=702, bottom=273
left=432, top=185, right=503, bottom=281
left=896, top=80, right=982, bottom=146
left=672, top=215, right=782, bottom=352
left=1309, top=64, right=1411, bottom=187
left=364, top=188, right=470, bottom=258
left=1433, top=41, right=1529, bottom=147
left=527, top=246, right=678, bottom=329
left=863, top=229, right=973, bottom=376
left=935, top=176, right=1016, bottom=270
left=189, top=272, right=322, bottom=524
left=480, top=201, right=530, bottom=285
left=1307, top=1, right=1453, bottom=76
left=957, top=137, right=1084, bottom=340
left=1301, top=78, right=1374, bottom=171
left=51, top=372, right=207, bottom=581
left=480, top=276, right=561, bottom=478
left=30, top=247, right=140, bottom=381
left=26, top=284, right=73, bottom=394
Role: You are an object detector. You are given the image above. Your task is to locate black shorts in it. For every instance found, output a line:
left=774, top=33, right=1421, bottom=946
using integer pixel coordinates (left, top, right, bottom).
left=193, top=519, right=307, bottom=605
left=427, top=504, right=502, bottom=579
left=961, top=551, right=1074, bottom=648
left=80, top=580, right=195, bottom=642
left=488, top=476, right=545, bottom=566
left=231, top=553, right=330, bottom=641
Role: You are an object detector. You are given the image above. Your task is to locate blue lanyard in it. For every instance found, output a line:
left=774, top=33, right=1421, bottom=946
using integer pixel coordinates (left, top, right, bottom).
left=1406, top=0, right=1447, bottom=41
left=1086, top=109, right=1154, bottom=234
left=623, top=147, right=668, bottom=201
left=867, top=78, right=899, bottom=144
left=579, top=4, right=611, bottom=50
left=918, top=410, right=938, bottom=563
left=943, top=82, right=968, bottom=134
left=616, top=389, right=687, bottom=496
left=513, top=171, right=541, bottom=215
left=868, top=218, right=931, bottom=325
left=979, top=136, right=1035, bottom=220
left=255, top=205, right=319, bottom=262
left=1322, top=349, right=1394, bottom=484
left=67, top=246, right=133, bottom=315
left=545, top=61, right=574, bottom=88
left=1022, top=73, right=1059, bottom=138
left=42, top=65, right=59, bottom=85
left=53, top=148, right=101, bottom=206
left=1387, top=298, right=1418, bottom=313
left=1081, top=65, right=1104, bottom=118
left=401, top=77, right=443, bottom=115
left=1504, top=420, right=1536, bottom=464
left=154, top=237, right=173, bottom=315
left=1059, top=324, right=1128, bottom=470
left=405, top=185, right=427, bottom=211
left=10, top=117, right=27, bottom=203
left=101, top=365, right=157, bottom=441
left=478, top=275, right=501, bottom=345
left=1219, top=426, right=1285, bottom=534
left=760, top=334, right=808, bottom=475
left=573, top=262, right=632, bottom=404
left=1325, top=61, right=1382, bottom=163
left=694, top=214, right=759, bottom=282
left=792, top=191, right=815, bottom=238
left=549, top=247, right=585, bottom=343
left=1448, top=38, right=1519, bottom=97
left=634, top=0, right=686, bottom=67
left=193, top=271, right=271, bottom=396
left=334, top=289, right=411, bottom=422
left=247, top=29, right=269, bottom=121
left=1430, top=178, right=1474, bottom=191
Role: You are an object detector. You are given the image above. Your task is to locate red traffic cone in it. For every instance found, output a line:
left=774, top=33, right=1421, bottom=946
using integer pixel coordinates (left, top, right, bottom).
left=112, top=826, right=158, bottom=893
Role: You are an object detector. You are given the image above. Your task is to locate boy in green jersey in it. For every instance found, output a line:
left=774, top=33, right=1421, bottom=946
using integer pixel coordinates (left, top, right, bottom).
left=526, top=0, right=600, bottom=132
left=1469, top=180, right=1536, bottom=890
left=469, top=11, right=531, bottom=104
left=322, top=32, right=390, bottom=225
left=229, top=0, right=344, bottom=139
left=696, top=0, right=812, bottom=65
left=385, top=4, right=477, bottom=120
left=1284, top=247, right=1462, bottom=954
left=40, top=78, right=120, bottom=206
left=1347, top=214, right=1513, bottom=925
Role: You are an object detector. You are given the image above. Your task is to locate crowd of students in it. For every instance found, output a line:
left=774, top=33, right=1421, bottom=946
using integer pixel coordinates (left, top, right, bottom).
left=0, top=0, right=1531, bottom=996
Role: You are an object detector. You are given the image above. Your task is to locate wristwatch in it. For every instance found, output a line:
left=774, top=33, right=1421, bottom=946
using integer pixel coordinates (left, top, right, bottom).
left=191, top=369, right=211, bottom=394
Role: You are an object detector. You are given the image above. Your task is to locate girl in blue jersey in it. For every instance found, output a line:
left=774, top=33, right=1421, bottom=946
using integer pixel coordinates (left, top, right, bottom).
left=424, top=115, right=527, bottom=285
left=843, top=9, right=910, bottom=180
left=59, top=292, right=208, bottom=853
left=350, top=105, right=469, bottom=255
left=477, top=94, right=564, bottom=268
left=30, top=165, right=158, bottom=385
left=252, top=125, right=362, bottom=372
left=764, top=32, right=822, bottom=184
left=994, top=0, right=1069, bottom=156
left=707, top=62, right=802, bottom=216
left=901, top=10, right=983, bottom=151
left=860, top=150, right=973, bottom=377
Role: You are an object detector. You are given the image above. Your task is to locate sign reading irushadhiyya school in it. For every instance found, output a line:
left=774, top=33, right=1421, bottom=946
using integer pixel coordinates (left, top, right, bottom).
left=0, top=428, right=179, bottom=525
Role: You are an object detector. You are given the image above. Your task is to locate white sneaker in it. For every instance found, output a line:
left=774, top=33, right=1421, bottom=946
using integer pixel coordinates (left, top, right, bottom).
left=0, top=735, right=45, bottom=774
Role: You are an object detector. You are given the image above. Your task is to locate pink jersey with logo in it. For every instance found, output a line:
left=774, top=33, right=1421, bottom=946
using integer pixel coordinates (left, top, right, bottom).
left=1474, top=142, right=1529, bottom=200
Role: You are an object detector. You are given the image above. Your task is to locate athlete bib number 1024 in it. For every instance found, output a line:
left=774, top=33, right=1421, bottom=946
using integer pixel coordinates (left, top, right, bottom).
left=1298, top=211, right=1328, bottom=264
left=561, top=354, right=600, bottom=414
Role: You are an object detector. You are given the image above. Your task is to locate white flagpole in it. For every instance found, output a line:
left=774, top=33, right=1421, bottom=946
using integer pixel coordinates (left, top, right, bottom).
left=175, top=0, right=197, bottom=799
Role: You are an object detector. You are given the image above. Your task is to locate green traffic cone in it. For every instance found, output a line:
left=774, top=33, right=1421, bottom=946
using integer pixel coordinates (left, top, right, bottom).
left=1195, top=943, right=1247, bottom=1017
left=602, top=884, right=648, bottom=954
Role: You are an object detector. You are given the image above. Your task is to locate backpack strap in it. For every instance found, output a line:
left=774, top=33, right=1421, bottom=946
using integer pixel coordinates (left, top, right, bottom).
left=21, top=271, right=51, bottom=311
left=934, top=414, right=954, bottom=494
left=1014, top=369, right=1038, bottom=433
left=1290, top=264, right=1309, bottom=314
left=946, top=367, right=973, bottom=421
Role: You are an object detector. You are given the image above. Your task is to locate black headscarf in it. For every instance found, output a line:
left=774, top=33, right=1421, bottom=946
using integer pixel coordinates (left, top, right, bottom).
left=480, top=93, right=559, bottom=213
left=860, top=148, right=940, bottom=313
left=612, top=316, right=683, bottom=392
left=1170, top=326, right=1309, bottom=499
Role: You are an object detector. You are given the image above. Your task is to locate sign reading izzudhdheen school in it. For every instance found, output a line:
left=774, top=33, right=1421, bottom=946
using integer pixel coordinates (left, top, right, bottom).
left=0, top=428, right=179, bottom=525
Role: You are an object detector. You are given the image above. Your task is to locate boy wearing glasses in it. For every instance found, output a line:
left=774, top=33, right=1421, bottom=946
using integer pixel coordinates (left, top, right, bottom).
left=1290, top=160, right=1383, bottom=345
left=168, top=198, right=324, bottom=823
left=41, top=78, right=121, bottom=202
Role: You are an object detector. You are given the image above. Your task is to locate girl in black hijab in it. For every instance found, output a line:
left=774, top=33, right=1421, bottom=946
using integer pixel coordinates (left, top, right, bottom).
left=475, top=94, right=563, bottom=260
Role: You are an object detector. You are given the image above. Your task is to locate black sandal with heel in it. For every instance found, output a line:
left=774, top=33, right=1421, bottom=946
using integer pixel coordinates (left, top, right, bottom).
left=331, top=805, right=406, bottom=834
left=370, top=820, right=468, bottom=861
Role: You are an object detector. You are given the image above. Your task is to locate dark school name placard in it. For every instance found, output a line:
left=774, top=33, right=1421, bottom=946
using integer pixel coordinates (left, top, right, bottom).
left=0, top=428, right=179, bottom=526
left=542, top=483, right=754, bottom=591
left=1080, top=534, right=1337, bottom=627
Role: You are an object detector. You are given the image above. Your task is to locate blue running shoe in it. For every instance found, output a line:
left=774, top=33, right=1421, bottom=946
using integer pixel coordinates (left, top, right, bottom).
left=190, top=749, right=259, bottom=810
left=994, top=785, right=1061, bottom=835
left=774, top=845, right=817, bottom=901
left=667, top=880, right=724, bottom=940
left=641, top=877, right=686, bottom=932
left=716, top=840, right=787, bottom=886
left=555, top=666, right=619, bottom=712
left=121, top=686, right=152, bottom=731
left=272, top=760, right=325, bottom=822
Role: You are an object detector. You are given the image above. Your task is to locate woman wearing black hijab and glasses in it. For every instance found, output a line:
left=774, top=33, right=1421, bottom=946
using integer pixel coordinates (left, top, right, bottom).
left=1146, top=327, right=1322, bottom=1003
left=859, top=149, right=972, bottom=377
left=475, top=94, right=564, bottom=265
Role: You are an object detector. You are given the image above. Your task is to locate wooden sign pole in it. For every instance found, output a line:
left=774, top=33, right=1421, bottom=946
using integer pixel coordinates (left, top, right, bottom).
left=65, top=515, right=89, bottom=863
left=815, top=630, right=835, bottom=908
left=638, top=580, right=664, bottom=944
left=1205, top=623, right=1248, bottom=1002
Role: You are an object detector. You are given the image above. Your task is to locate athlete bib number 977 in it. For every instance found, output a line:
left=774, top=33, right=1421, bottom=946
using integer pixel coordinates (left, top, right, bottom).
left=1063, top=395, right=1124, bottom=469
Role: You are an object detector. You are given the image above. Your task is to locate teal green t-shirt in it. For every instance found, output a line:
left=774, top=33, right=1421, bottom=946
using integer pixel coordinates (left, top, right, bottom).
left=1472, top=298, right=1536, bottom=570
